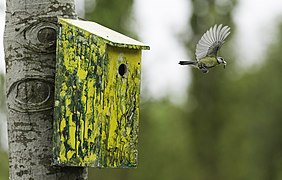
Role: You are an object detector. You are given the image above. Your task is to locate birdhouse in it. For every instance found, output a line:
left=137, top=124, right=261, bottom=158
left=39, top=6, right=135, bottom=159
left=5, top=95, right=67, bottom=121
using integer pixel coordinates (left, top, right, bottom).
left=53, top=18, right=149, bottom=168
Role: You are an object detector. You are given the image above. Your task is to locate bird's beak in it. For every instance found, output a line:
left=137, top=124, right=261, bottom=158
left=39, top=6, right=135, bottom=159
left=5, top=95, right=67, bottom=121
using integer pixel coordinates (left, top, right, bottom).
left=223, top=61, right=227, bottom=69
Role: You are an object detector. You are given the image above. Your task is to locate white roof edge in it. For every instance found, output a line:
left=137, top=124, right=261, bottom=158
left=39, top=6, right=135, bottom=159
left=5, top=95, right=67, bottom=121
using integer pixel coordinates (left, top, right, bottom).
left=59, top=18, right=150, bottom=50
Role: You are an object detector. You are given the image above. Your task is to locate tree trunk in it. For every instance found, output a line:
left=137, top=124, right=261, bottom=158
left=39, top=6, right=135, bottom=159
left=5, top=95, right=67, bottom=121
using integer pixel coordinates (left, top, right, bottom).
left=4, top=0, right=88, bottom=179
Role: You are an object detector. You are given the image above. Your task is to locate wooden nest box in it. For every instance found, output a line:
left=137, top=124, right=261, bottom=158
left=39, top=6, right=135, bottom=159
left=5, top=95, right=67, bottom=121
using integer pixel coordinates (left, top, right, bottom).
left=53, top=18, right=149, bottom=168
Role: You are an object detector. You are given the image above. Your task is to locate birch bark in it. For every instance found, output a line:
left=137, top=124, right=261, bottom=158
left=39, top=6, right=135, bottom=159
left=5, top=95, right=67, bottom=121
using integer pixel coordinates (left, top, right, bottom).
left=4, top=0, right=88, bottom=179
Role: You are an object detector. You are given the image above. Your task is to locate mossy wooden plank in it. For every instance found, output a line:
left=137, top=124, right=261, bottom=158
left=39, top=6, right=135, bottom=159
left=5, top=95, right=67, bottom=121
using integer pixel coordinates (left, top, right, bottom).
left=53, top=19, right=143, bottom=168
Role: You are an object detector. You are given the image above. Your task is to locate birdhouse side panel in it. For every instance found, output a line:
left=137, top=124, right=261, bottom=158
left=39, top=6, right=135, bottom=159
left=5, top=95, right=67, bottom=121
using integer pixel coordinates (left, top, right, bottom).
left=100, top=46, right=141, bottom=168
left=54, top=21, right=108, bottom=167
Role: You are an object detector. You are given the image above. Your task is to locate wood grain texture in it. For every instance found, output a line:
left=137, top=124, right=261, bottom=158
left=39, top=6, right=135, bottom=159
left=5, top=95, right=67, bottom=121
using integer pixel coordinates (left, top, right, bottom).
left=4, top=0, right=87, bottom=179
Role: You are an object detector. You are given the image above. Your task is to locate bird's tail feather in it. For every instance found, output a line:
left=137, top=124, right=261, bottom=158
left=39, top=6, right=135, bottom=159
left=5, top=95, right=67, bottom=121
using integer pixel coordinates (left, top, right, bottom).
left=179, top=60, right=198, bottom=66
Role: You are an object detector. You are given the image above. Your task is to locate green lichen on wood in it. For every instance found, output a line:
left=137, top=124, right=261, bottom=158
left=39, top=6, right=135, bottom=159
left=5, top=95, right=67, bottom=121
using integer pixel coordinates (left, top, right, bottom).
left=53, top=19, right=142, bottom=168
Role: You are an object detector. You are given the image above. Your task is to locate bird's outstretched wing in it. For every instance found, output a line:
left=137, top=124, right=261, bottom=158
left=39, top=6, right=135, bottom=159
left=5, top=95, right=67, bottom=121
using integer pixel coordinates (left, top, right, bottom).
left=195, top=24, right=230, bottom=60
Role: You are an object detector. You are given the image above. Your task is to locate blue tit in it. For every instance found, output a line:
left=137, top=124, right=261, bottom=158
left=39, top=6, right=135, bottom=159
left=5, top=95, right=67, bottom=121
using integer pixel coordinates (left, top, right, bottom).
left=179, top=24, right=231, bottom=73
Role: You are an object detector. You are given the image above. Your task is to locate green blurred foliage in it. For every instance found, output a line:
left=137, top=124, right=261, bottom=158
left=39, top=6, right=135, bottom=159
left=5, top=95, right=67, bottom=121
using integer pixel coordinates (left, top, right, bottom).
left=84, top=0, right=135, bottom=37
left=184, top=0, right=237, bottom=179
left=185, top=0, right=282, bottom=180
left=219, top=24, right=282, bottom=180
left=0, top=149, right=9, bottom=180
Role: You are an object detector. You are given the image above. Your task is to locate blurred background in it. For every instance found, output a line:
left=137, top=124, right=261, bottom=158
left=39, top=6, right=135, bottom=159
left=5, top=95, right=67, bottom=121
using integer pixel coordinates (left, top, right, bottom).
left=1, top=0, right=282, bottom=179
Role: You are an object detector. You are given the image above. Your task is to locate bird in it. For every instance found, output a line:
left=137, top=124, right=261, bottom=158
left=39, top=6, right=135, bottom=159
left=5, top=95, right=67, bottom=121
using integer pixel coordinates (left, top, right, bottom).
left=179, top=24, right=231, bottom=73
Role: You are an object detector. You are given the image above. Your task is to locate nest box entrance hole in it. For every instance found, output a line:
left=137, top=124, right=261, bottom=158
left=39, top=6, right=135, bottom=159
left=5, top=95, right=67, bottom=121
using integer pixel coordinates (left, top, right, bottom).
left=118, top=64, right=127, bottom=76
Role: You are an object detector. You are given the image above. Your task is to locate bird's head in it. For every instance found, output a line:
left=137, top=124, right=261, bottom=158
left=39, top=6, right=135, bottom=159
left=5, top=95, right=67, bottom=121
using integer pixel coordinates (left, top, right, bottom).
left=217, top=57, right=227, bottom=69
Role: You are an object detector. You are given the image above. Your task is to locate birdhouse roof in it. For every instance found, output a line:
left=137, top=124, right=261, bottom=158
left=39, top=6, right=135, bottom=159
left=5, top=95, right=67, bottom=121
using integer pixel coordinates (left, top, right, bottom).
left=59, top=18, right=150, bottom=50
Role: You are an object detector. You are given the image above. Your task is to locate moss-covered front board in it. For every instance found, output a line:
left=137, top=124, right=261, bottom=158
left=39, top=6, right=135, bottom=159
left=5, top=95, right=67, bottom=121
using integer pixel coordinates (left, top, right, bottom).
left=53, top=18, right=145, bottom=168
